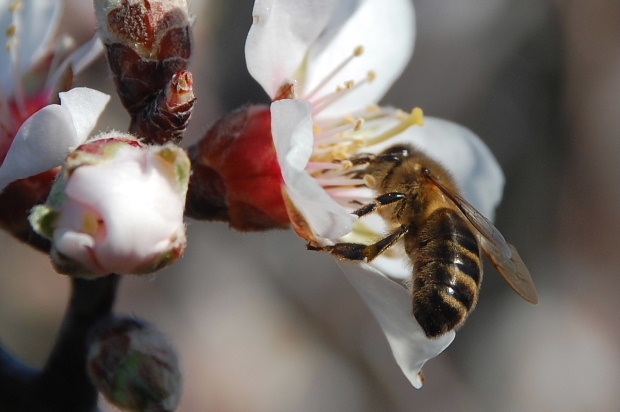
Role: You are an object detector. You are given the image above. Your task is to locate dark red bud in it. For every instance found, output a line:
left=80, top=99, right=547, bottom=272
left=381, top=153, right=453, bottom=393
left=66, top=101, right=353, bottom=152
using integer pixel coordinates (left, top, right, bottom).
left=186, top=105, right=291, bottom=231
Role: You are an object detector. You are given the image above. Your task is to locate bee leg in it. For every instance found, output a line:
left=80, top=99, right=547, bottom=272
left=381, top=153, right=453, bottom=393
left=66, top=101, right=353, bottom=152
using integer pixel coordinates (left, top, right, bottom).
left=353, top=192, right=406, bottom=217
left=307, top=225, right=409, bottom=262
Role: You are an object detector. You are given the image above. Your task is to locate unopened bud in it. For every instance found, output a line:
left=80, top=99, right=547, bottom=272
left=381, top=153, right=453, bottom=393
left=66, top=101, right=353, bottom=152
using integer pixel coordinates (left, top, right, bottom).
left=29, top=132, right=190, bottom=278
left=132, top=70, right=196, bottom=145
left=94, top=0, right=194, bottom=144
left=87, top=317, right=182, bottom=412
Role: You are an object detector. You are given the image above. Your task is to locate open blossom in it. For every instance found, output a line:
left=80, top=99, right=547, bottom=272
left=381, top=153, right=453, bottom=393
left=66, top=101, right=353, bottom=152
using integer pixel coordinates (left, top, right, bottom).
left=29, top=133, right=190, bottom=278
left=0, top=0, right=104, bottom=190
left=242, top=0, right=505, bottom=387
left=0, top=87, right=110, bottom=191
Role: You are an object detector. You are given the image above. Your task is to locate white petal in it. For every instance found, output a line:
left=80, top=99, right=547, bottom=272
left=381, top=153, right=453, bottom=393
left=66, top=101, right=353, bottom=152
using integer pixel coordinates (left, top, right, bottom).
left=337, top=260, right=455, bottom=388
left=245, top=0, right=338, bottom=97
left=59, top=87, right=110, bottom=142
left=305, top=0, right=415, bottom=119
left=0, top=88, right=109, bottom=192
left=366, top=115, right=504, bottom=219
left=46, top=35, right=105, bottom=90
left=271, top=99, right=355, bottom=239
left=19, top=0, right=62, bottom=70
left=54, top=228, right=98, bottom=270
left=0, top=104, right=75, bottom=191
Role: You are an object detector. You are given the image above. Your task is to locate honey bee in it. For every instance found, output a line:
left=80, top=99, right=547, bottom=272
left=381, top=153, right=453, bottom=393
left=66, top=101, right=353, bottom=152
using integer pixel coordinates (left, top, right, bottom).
left=309, top=144, right=538, bottom=338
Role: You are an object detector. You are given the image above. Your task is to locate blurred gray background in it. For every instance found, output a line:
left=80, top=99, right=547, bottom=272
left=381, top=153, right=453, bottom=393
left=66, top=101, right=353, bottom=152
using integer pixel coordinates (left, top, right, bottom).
left=1, top=0, right=618, bottom=411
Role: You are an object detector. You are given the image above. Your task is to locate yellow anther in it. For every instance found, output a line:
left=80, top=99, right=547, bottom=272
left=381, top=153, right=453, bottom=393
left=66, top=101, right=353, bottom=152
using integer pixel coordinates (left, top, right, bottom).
left=5, top=24, right=16, bottom=37
left=395, top=108, right=408, bottom=120
left=352, top=138, right=366, bottom=148
left=340, top=160, right=354, bottom=170
left=344, top=80, right=355, bottom=90
left=366, top=104, right=380, bottom=113
left=410, top=107, right=425, bottom=126
left=343, top=114, right=356, bottom=124
left=10, top=1, right=22, bottom=12
left=354, top=118, right=365, bottom=131
left=305, top=44, right=366, bottom=101
left=363, top=174, right=377, bottom=189
left=313, top=125, right=323, bottom=134
left=367, top=70, right=376, bottom=83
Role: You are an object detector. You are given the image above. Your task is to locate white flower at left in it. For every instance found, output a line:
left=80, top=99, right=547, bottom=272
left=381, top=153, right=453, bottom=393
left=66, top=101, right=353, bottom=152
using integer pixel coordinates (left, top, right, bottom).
left=29, top=133, right=191, bottom=278
left=0, top=87, right=110, bottom=191
left=0, top=0, right=105, bottom=192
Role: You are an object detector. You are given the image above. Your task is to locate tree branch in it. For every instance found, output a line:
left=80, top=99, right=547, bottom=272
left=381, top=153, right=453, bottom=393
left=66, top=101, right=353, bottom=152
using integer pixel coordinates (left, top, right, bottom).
left=0, top=274, right=120, bottom=412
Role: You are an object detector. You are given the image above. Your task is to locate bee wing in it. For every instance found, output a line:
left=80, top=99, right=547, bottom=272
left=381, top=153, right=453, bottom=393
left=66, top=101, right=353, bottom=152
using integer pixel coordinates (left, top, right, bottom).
left=426, top=173, right=539, bottom=304
left=477, top=235, right=538, bottom=304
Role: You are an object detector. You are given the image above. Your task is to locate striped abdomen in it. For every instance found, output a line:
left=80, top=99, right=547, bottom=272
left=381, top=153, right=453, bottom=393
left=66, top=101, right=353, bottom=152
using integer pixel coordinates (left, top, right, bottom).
left=409, top=208, right=483, bottom=338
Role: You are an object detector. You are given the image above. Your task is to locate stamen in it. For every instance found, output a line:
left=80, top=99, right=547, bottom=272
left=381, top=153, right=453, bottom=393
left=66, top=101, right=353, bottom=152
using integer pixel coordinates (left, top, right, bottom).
left=7, top=1, right=27, bottom=118
left=366, top=104, right=381, bottom=113
left=304, top=45, right=364, bottom=101
left=312, top=71, right=376, bottom=116
left=364, top=107, right=425, bottom=146
left=342, top=114, right=356, bottom=124
left=305, top=161, right=343, bottom=172
left=314, top=122, right=356, bottom=144
left=314, top=176, right=365, bottom=187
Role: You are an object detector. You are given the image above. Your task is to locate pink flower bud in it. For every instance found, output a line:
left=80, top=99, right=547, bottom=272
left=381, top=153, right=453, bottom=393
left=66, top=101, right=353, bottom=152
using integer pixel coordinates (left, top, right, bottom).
left=29, top=133, right=190, bottom=277
left=87, top=317, right=182, bottom=412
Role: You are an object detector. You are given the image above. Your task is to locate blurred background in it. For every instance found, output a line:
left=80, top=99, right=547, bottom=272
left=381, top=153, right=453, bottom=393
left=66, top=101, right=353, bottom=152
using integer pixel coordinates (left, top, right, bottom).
left=1, top=0, right=618, bottom=411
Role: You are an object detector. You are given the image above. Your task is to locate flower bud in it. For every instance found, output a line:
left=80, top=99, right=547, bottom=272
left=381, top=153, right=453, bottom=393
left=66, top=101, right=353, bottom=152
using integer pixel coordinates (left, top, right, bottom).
left=29, top=132, right=190, bottom=278
left=94, top=0, right=194, bottom=144
left=87, top=317, right=182, bottom=412
left=186, top=104, right=291, bottom=231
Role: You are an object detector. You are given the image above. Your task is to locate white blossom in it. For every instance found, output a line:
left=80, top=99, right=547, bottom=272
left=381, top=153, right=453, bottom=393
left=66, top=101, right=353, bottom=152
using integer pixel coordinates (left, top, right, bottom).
left=245, top=0, right=505, bottom=386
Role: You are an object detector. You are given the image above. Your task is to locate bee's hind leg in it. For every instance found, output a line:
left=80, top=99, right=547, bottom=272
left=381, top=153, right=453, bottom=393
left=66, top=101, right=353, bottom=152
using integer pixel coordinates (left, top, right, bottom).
left=307, top=225, right=409, bottom=262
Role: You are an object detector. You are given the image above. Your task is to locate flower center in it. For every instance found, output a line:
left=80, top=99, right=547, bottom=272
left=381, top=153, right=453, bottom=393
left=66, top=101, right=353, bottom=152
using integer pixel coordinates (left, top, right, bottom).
left=310, top=107, right=424, bottom=164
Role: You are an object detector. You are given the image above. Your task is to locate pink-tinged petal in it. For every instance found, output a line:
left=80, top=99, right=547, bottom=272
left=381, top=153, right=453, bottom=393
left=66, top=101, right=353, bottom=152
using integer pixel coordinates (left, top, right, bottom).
left=0, top=88, right=109, bottom=191
left=59, top=145, right=186, bottom=274
left=271, top=99, right=355, bottom=240
left=305, top=0, right=415, bottom=119
left=245, top=0, right=338, bottom=97
left=337, top=260, right=455, bottom=388
left=59, top=88, right=110, bottom=141
left=366, top=115, right=504, bottom=219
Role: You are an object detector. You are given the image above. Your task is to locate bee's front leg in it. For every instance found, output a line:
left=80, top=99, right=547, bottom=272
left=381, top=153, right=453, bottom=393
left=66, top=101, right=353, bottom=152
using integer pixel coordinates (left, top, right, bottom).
left=307, top=225, right=409, bottom=262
